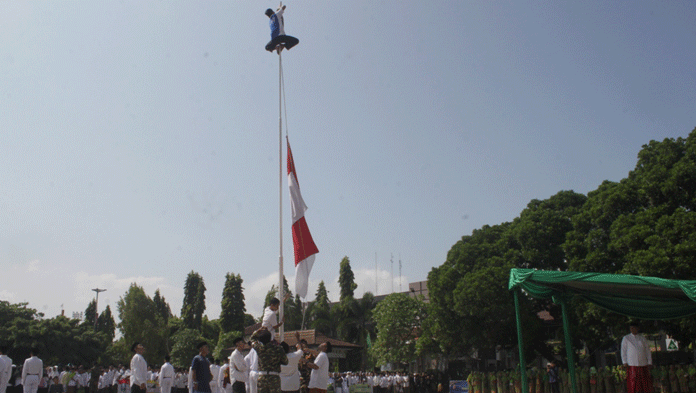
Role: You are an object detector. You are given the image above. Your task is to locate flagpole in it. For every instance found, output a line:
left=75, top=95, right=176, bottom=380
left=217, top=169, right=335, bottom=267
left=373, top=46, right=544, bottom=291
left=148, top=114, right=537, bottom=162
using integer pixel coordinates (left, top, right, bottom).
left=278, top=50, right=285, bottom=340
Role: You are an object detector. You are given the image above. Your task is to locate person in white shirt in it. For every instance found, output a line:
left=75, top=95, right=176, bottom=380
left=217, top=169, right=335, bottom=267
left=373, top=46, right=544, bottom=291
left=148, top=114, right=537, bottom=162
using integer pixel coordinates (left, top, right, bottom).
left=244, top=348, right=258, bottom=393
left=209, top=360, right=221, bottom=393
left=130, top=343, right=148, bottom=393
left=159, top=356, right=175, bottom=393
left=229, top=338, right=247, bottom=393
left=262, top=296, right=287, bottom=342
left=279, top=341, right=303, bottom=393
left=217, top=363, right=231, bottom=393
left=22, top=348, right=44, bottom=393
left=305, top=342, right=332, bottom=393
left=0, top=346, right=9, bottom=393
left=621, top=322, right=653, bottom=393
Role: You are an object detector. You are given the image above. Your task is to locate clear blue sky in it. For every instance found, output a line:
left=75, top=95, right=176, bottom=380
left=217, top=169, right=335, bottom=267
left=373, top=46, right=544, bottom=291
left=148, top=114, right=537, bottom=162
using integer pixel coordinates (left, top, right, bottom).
left=2, top=1, right=695, bottom=322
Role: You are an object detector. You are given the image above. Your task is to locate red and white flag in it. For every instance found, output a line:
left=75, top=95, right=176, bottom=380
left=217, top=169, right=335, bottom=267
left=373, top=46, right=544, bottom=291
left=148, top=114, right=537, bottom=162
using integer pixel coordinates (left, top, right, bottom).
left=287, top=139, right=319, bottom=298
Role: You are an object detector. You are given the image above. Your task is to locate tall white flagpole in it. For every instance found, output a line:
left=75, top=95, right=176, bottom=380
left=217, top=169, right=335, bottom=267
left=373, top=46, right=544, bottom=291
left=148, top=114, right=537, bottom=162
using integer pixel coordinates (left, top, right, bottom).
left=278, top=50, right=285, bottom=340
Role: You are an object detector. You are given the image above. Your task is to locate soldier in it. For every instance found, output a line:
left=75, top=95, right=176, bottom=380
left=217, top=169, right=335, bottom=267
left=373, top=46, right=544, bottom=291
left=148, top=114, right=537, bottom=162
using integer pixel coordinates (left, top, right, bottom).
left=22, top=348, right=44, bottom=393
left=296, top=340, right=313, bottom=393
left=250, top=328, right=288, bottom=393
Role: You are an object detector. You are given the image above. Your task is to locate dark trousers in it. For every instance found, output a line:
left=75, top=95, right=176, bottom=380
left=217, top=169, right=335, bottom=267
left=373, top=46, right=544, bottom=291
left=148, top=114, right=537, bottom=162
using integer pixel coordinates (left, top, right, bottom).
left=131, top=385, right=146, bottom=393
left=233, top=382, right=246, bottom=393
left=265, top=35, right=299, bottom=52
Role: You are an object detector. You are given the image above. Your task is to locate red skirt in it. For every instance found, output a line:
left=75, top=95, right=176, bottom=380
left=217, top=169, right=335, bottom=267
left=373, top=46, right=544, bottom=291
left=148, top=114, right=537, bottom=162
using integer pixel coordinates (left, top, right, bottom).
left=627, top=366, right=653, bottom=393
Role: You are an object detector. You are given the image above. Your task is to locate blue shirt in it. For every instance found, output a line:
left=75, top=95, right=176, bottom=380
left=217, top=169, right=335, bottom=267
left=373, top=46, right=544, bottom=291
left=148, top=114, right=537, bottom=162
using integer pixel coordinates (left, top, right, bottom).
left=191, top=355, right=211, bottom=392
left=269, top=14, right=280, bottom=38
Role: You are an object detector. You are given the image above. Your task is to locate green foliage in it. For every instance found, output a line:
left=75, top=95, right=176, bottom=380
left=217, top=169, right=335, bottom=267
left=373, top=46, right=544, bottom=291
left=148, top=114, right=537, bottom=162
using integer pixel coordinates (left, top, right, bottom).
left=181, top=271, right=206, bottom=330
left=220, top=273, right=246, bottom=332
left=263, top=276, right=303, bottom=331
left=170, top=328, right=204, bottom=368
left=370, top=292, right=425, bottom=366
left=213, top=330, right=243, bottom=362
left=117, top=283, right=169, bottom=363
left=306, top=281, right=333, bottom=336
left=0, top=306, right=110, bottom=366
left=244, top=313, right=256, bottom=328
left=96, top=305, right=116, bottom=342
left=338, top=256, right=357, bottom=302
left=83, top=299, right=97, bottom=328
left=200, top=316, right=221, bottom=347
left=153, top=289, right=173, bottom=324
left=565, top=129, right=696, bottom=345
left=425, top=190, right=586, bottom=360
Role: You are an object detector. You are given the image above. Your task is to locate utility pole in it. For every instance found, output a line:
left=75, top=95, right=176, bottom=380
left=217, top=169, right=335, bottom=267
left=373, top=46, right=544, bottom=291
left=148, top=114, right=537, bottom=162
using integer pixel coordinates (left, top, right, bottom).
left=390, top=254, right=394, bottom=293
left=399, top=256, right=402, bottom=292
left=92, top=288, right=106, bottom=329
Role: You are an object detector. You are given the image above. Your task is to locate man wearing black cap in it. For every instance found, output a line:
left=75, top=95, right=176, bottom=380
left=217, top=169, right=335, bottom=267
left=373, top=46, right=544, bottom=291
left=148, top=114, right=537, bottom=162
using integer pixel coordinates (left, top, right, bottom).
left=191, top=343, right=212, bottom=393
left=130, top=343, right=147, bottom=393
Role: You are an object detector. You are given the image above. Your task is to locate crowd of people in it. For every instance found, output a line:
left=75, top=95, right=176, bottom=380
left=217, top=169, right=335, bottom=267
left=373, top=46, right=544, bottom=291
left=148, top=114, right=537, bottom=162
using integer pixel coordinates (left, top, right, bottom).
left=0, top=343, right=442, bottom=393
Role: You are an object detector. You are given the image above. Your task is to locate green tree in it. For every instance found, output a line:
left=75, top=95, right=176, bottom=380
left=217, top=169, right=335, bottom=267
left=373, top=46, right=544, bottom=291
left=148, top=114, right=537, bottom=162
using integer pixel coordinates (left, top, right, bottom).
left=96, top=305, right=116, bottom=342
left=213, top=330, right=243, bottom=362
left=338, top=256, right=357, bottom=302
left=370, top=293, right=425, bottom=367
left=117, top=283, right=168, bottom=362
left=565, top=129, right=696, bottom=346
left=181, top=271, right=206, bottom=330
left=170, top=328, right=204, bottom=368
left=306, top=281, right=333, bottom=336
left=83, top=299, right=97, bottom=327
left=263, top=276, right=303, bottom=331
left=220, top=273, right=246, bottom=332
left=153, top=289, right=172, bottom=324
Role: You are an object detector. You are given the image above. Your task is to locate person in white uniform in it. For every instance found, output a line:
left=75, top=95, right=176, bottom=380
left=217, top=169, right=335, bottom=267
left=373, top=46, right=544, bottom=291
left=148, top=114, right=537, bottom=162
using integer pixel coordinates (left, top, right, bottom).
left=279, top=341, right=303, bottom=393
left=229, top=338, right=247, bottom=393
left=0, top=346, right=10, bottom=393
left=305, top=342, right=332, bottom=393
left=130, top=343, right=148, bottom=393
left=244, top=348, right=258, bottom=393
left=22, top=348, right=44, bottom=393
left=262, top=296, right=288, bottom=342
left=159, top=356, right=175, bottom=393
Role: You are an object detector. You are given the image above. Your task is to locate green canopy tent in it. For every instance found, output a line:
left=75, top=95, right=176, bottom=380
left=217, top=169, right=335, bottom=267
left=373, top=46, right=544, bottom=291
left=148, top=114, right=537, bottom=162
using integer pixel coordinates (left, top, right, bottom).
left=508, top=268, right=696, bottom=393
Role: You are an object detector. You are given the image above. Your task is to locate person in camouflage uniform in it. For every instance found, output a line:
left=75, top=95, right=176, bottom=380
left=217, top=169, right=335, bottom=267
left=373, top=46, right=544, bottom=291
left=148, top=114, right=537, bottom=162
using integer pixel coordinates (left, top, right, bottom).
left=251, top=328, right=288, bottom=393
left=298, top=340, right=314, bottom=393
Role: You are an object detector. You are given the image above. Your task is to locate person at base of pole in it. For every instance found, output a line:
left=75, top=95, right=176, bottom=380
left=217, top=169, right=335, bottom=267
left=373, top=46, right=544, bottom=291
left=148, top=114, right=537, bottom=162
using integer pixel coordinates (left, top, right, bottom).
left=264, top=4, right=299, bottom=53
left=546, top=363, right=559, bottom=393
left=621, top=322, right=653, bottom=393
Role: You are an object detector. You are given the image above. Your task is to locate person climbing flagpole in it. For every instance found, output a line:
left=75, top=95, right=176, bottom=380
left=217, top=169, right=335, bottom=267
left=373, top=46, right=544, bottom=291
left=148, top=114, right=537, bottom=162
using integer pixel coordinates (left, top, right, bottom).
left=265, top=2, right=302, bottom=340
left=265, top=2, right=299, bottom=54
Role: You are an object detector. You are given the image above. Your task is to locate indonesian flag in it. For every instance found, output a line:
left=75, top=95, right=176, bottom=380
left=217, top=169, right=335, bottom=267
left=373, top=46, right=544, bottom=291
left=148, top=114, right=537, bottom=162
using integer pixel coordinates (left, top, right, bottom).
left=287, top=139, right=319, bottom=298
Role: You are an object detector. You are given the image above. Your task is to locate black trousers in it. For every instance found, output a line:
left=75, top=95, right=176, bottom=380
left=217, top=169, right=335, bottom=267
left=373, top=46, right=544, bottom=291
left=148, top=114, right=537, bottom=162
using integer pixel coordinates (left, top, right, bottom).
left=233, top=382, right=246, bottom=393
left=265, top=35, right=299, bottom=52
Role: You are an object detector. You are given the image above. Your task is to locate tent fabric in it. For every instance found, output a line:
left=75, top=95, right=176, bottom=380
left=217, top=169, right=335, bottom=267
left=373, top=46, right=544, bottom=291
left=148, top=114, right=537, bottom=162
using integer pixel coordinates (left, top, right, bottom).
left=508, top=268, right=696, bottom=320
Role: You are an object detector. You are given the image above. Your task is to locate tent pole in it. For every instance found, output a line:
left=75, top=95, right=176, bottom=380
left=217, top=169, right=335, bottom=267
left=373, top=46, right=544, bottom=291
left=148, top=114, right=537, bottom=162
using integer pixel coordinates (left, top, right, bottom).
left=560, top=296, right=578, bottom=393
left=514, top=289, right=528, bottom=393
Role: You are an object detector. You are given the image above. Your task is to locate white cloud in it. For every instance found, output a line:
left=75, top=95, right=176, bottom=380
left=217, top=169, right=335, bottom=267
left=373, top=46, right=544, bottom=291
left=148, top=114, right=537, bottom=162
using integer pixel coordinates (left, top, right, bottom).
left=0, top=290, right=16, bottom=301
left=26, top=259, right=40, bottom=272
